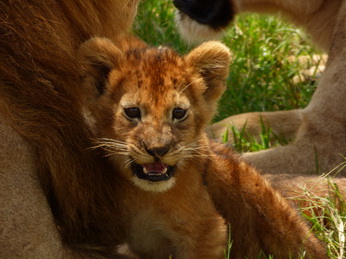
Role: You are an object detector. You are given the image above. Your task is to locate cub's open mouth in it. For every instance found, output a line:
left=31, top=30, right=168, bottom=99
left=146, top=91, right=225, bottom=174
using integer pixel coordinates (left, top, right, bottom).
left=131, top=162, right=175, bottom=182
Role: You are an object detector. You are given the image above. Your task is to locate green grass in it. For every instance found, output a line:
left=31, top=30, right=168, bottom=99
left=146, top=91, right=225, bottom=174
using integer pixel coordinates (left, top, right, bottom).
left=217, top=15, right=320, bottom=122
left=222, top=118, right=289, bottom=153
left=298, top=181, right=346, bottom=259
left=134, top=0, right=345, bottom=258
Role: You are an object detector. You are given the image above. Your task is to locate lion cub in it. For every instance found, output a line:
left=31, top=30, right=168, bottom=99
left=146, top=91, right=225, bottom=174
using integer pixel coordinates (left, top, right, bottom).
left=78, top=37, right=231, bottom=258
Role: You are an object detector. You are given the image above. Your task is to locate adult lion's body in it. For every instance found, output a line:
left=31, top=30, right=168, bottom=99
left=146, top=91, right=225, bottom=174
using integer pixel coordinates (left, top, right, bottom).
left=174, top=0, right=346, bottom=175
left=0, top=1, right=138, bottom=257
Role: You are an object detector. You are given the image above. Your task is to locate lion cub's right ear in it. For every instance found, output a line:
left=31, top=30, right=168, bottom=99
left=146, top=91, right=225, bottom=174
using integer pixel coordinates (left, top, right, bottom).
left=78, top=37, right=123, bottom=97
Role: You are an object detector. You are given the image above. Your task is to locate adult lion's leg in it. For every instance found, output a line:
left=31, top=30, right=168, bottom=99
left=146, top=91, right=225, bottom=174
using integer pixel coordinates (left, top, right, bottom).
left=264, top=173, right=346, bottom=218
left=207, top=141, right=327, bottom=258
left=242, top=120, right=346, bottom=175
left=241, top=36, right=346, bottom=175
left=208, top=109, right=343, bottom=175
left=0, top=114, right=69, bottom=258
left=0, top=112, right=112, bottom=258
left=207, top=109, right=302, bottom=142
left=211, top=2, right=346, bottom=175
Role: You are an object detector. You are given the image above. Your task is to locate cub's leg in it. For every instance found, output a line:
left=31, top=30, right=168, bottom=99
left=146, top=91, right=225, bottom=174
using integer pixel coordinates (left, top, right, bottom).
left=0, top=116, right=85, bottom=258
left=207, top=141, right=327, bottom=259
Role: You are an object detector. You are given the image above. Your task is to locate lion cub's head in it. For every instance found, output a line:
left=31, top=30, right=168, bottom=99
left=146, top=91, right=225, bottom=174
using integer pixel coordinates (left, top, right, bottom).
left=79, top=37, right=231, bottom=192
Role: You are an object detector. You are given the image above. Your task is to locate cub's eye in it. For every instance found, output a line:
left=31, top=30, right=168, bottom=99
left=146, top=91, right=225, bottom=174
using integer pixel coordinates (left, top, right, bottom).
left=172, top=108, right=187, bottom=121
left=124, top=107, right=141, bottom=120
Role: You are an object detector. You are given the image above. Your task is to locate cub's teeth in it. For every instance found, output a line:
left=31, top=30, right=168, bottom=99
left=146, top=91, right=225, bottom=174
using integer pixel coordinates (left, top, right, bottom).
left=143, top=167, right=168, bottom=175
left=143, top=167, right=149, bottom=174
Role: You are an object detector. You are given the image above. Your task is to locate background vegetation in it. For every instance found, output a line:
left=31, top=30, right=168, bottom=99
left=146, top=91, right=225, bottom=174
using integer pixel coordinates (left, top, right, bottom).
left=134, top=1, right=345, bottom=258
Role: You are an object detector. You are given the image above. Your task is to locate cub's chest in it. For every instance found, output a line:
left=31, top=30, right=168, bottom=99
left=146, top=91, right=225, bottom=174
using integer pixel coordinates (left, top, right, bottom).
left=125, top=195, right=195, bottom=256
left=128, top=208, right=174, bottom=254
left=121, top=177, right=208, bottom=227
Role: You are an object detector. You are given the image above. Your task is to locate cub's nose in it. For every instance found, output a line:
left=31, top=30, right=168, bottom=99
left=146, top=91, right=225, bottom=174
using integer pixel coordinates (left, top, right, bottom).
left=145, top=145, right=170, bottom=157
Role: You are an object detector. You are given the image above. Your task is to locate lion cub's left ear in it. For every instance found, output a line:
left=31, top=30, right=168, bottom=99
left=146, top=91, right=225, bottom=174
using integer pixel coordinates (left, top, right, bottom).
left=185, top=41, right=231, bottom=103
left=78, top=37, right=123, bottom=98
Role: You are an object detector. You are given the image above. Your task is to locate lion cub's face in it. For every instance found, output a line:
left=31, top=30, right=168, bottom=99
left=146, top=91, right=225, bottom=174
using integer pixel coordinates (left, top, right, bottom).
left=79, top=37, right=230, bottom=192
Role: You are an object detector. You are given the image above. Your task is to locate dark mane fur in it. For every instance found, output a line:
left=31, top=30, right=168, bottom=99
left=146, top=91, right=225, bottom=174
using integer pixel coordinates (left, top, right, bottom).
left=173, top=0, right=234, bottom=29
left=0, top=0, right=137, bottom=251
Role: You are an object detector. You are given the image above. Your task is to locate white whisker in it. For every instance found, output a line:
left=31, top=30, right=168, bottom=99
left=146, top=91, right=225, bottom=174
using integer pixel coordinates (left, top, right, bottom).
left=90, top=137, right=130, bottom=158
left=124, top=158, right=135, bottom=168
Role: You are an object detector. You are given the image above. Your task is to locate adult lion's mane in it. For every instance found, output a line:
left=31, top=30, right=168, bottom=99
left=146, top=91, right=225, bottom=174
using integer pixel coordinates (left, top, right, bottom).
left=0, top=0, right=137, bottom=256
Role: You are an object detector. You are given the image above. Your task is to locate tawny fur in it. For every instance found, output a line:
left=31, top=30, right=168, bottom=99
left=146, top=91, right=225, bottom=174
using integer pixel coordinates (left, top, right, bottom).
left=265, top=174, right=346, bottom=219
left=207, top=142, right=328, bottom=258
left=175, top=0, right=346, bottom=175
left=0, top=0, right=340, bottom=257
left=79, top=38, right=230, bottom=259
left=0, top=0, right=139, bottom=257
left=79, top=37, right=327, bottom=258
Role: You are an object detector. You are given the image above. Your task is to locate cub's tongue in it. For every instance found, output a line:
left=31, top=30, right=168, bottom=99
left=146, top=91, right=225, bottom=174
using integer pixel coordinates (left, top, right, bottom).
left=142, top=163, right=167, bottom=174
